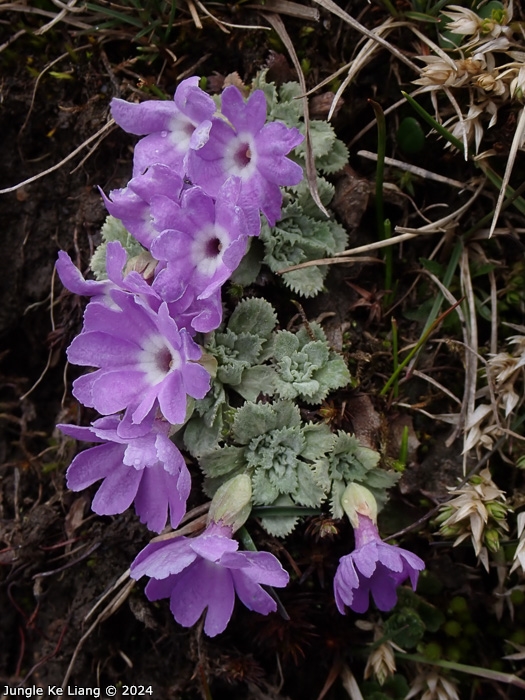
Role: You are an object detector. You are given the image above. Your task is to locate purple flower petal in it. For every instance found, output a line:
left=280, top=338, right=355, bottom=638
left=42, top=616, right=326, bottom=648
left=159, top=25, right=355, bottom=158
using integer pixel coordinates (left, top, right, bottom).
left=230, top=570, right=277, bottom=615
left=131, top=522, right=288, bottom=636
left=334, top=515, right=425, bottom=615
left=65, top=443, right=123, bottom=490
left=91, top=460, right=142, bottom=515
left=169, top=560, right=235, bottom=637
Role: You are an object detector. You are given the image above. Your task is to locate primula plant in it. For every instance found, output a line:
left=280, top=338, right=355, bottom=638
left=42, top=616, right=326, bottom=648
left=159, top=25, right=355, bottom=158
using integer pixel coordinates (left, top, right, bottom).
left=57, top=72, right=425, bottom=643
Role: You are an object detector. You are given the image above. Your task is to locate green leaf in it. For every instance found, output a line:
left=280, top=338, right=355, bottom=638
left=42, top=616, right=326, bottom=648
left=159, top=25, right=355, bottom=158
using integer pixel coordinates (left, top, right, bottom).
left=315, top=431, right=397, bottom=518
left=314, top=137, right=349, bottom=174
left=228, top=297, right=277, bottom=338
left=236, top=365, right=277, bottom=402
left=229, top=237, right=262, bottom=286
left=384, top=608, right=425, bottom=649
left=252, top=467, right=281, bottom=505
left=302, top=423, right=336, bottom=460
left=199, top=445, right=246, bottom=478
left=290, top=177, right=335, bottom=215
left=294, top=462, right=326, bottom=507
left=281, top=267, right=327, bottom=298
left=272, top=327, right=350, bottom=403
left=257, top=496, right=300, bottom=537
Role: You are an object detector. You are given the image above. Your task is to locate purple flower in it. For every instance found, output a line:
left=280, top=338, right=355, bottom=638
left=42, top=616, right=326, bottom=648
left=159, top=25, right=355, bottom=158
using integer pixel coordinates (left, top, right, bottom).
left=187, top=86, right=304, bottom=236
left=101, top=165, right=184, bottom=249
left=67, top=290, right=211, bottom=428
left=56, top=241, right=159, bottom=306
left=59, top=415, right=190, bottom=533
left=334, top=513, right=425, bottom=614
left=151, top=178, right=247, bottom=302
left=166, top=282, right=224, bottom=334
left=130, top=521, right=289, bottom=636
left=111, top=77, right=216, bottom=177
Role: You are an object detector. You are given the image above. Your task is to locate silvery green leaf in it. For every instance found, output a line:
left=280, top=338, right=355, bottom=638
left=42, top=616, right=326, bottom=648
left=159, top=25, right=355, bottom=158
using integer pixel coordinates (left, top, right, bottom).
left=296, top=120, right=337, bottom=161
left=257, top=495, right=300, bottom=536
left=332, top=432, right=381, bottom=471
left=313, top=457, right=331, bottom=491
left=302, top=423, right=335, bottom=460
left=232, top=333, right=265, bottom=364
left=252, top=69, right=278, bottom=111
left=236, top=365, right=277, bottom=402
left=329, top=217, right=348, bottom=253
left=272, top=328, right=349, bottom=403
left=199, top=445, right=246, bottom=478
left=260, top=513, right=299, bottom=537
left=183, top=416, right=222, bottom=458
left=290, top=177, right=335, bottom=216
left=272, top=400, right=302, bottom=428
left=268, top=459, right=298, bottom=495
left=330, top=479, right=347, bottom=520
left=252, top=467, right=280, bottom=505
left=192, top=381, right=226, bottom=425
left=279, top=81, right=303, bottom=103
left=294, top=462, right=326, bottom=507
left=315, top=137, right=350, bottom=174
left=229, top=237, right=263, bottom=286
left=232, top=402, right=281, bottom=444
left=245, top=425, right=305, bottom=471
left=281, top=267, right=327, bottom=298
left=90, top=242, right=109, bottom=280
left=273, top=329, right=300, bottom=357
left=216, top=362, right=246, bottom=386
left=228, top=297, right=277, bottom=339
left=301, top=357, right=351, bottom=405
left=296, top=321, right=327, bottom=343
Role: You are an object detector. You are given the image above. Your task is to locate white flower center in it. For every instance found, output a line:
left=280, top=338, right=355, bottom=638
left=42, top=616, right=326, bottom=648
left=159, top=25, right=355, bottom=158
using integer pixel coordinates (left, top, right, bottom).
left=191, top=224, right=228, bottom=277
left=168, top=113, right=196, bottom=152
left=138, top=334, right=181, bottom=385
left=223, top=132, right=257, bottom=180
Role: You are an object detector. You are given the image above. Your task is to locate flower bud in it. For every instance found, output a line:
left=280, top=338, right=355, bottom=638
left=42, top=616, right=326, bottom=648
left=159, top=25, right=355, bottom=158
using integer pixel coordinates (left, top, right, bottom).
left=341, top=483, right=378, bottom=528
left=484, top=527, right=501, bottom=553
left=486, top=502, right=508, bottom=520
left=208, top=474, right=252, bottom=532
left=440, top=525, right=460, bottom=538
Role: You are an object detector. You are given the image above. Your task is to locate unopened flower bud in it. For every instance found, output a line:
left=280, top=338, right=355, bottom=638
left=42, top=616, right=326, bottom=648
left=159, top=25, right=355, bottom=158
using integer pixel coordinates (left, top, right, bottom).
left=485, top=528, right=501, bottom=553
left=208, top=474, right=252, bottom=532
left=341, top=483, right=378, bottom=528
left=486, top=502, right=508, bottom=520
left=440, top=525, right=459, bottom=538
left=435, top=507, right=454, bottom=524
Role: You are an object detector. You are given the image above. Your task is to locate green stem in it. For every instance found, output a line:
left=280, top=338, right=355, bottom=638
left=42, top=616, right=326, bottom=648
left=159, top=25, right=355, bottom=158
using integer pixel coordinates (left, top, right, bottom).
left=391, top=316, right=399, bottom=399
left=380, top=297, right=463, bottom=396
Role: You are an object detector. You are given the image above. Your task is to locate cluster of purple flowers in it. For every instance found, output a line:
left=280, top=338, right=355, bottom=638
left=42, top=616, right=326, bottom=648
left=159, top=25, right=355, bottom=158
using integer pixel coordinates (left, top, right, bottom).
left=56, top=77, right=303, bottom=636
left=57, top=77, right=304, bottom=532
left=57, top=77, right=424, bottom=636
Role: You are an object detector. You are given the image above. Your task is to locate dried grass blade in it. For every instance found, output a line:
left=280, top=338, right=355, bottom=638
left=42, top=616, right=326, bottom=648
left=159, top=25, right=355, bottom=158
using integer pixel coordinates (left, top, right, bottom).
left=459, top=248, right=479, bottom=466
left=489, top=105, right=525, bottom=237
left=398, top=654, right=525, bottom=690
left=247, top=0, right=319, bottom=21
left=0, top=119, right=116, bottom=195
left=263, top=12, right=328, bottom=216
left=312, top=0, right=419, bottom=73
left=357, top=150, right=472, bottom=189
